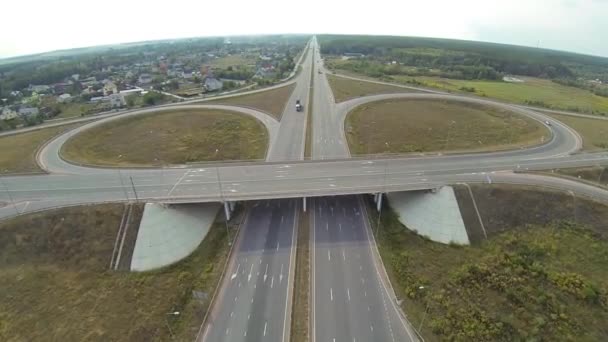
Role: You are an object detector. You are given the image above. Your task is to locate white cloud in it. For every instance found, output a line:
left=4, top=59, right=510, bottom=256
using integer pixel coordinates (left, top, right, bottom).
left=0, top=0, right=606, bottom=58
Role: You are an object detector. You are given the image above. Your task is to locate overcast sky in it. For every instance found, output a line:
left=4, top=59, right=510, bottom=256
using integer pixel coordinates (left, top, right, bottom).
left=1, top=0, right=607, bottom=59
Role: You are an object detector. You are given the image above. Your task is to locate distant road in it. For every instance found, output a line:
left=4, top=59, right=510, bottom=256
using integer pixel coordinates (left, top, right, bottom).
left=200, top=39, right=315, bottom=341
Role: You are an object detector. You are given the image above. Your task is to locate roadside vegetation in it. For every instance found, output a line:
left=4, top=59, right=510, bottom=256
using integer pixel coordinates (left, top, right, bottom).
left=291, top=206, right=310, bottom=342
left=0, top=204, right=232, bottom=341
left=0, top=123, right=81, bottom=174
left=345, top=99, right=548, bottom=155
left=208, top=83, right=295, bottom=119
left=535, top=165, right=608, bottom=189
left=61, top=109, right=268, bottom=167
left=326, top=74, right=418, bottom=103
left=328, top=60, right=608, bottom=114
left=547, top=113, right=608, bottom=150
left=367, top=184, right=608, bottom=341
left=320, top=34, right=608, bottom=115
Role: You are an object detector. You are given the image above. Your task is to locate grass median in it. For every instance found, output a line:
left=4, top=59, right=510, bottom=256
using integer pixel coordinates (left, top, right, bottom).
left=367, top=184, right=608, bottom=341
left=346, top=98, right=549, bottom=155
left=0, top=204, right=232, bottom=341
left=61, top=108, right=268, bottom=167
left=326, top=74, right=419, bottom=103
left=291, top=203, right=310, bottom=342
left=0, top=123, right=81, bottom=174
left=208, top=83, right=295, bottom=119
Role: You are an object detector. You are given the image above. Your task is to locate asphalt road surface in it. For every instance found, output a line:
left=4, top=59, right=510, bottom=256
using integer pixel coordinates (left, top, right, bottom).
left=2, top=35, right=608, bottom=342
left=201, top=199, right=297, bottom=342
left=310, top=37, right=348, bottom=160
left=267, top=40, right=314, bottom=161
left=312, top=196, right=416, bottom=342
left=201, top=41, right=313, bottom=341
left=310, top=38, right=416, bottom=341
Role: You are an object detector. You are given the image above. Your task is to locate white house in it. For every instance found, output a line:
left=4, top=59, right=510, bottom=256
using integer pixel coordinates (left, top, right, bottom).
left=103, top=81, right=118, bottom=96
left=108, top=94, right=126, bottom=108
left=0, top=107, right=18, bottom=121
left=203, top=77, right=223, bottom=92
left=19, top=107, right=39, bottom=117
left=57, top=93, right=72, bottom=103
left=138, top=74, right=153, bottom=85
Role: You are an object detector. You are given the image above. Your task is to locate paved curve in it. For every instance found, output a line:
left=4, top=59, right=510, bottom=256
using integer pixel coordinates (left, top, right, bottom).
left=38, top=104, right=279, bottom=174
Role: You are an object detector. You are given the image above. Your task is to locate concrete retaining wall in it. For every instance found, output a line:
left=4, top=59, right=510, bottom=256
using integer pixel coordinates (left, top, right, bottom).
left=130, top=202, right=220, bottom=271
left=387, top=186, right=469, bottom=245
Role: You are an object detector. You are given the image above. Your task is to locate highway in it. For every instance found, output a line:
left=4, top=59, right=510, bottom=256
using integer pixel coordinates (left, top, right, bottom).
left=201, top=41, right=314, bottom=341
left=309, top=38, right=416, bottom=341
left=202, top=199, right=297, bottom=342
left=2, top=35, right=608, bottom=342
left=267, top=40, right=314, bottom=161
left=312, top=196, right=415, bottom=341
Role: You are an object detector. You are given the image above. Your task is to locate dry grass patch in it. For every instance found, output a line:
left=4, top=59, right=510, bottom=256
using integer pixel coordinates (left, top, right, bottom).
left=346, top=99, right=548, bottom=155
left=326, top=74, right=418, bottom=103
left=0, top=203, right=232, bottom=341
left=61, top=109, right=268, bottom=167
left=0, top=123, right=81, bottom=174
left=291, top=204, right=310, bottom=342
left=208, top=83, right=295, bottom=119
left=368, top=184, right=608, bottom=341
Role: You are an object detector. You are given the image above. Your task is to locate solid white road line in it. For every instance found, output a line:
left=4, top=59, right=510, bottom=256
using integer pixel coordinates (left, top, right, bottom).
left=167, top=170, right=189, bottom=196
left=231, top=264, right=240, bottom=280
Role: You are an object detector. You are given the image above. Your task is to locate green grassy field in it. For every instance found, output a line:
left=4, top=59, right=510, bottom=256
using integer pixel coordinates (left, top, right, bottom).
left=208, top=83, right=295, bottom=119
left=326, top=74, right=418, bottom=102
left=61, top=109, right=268, bottom=167
left=368, top=184, right=608, bottom=341
left=345, top=99, right=549, bottom=155
left=395, top=75, right=608, bottom=114
left=327, top=59, right=608, bottom=114
left=0, top=204, right=231, bottom=341
left=0, top=123, right=81, bottom=174
left=207, top=54, right=256, bottom=68
left=547, top=113, right=608, bottom=150
left=56, top=102, right=99, bottom=118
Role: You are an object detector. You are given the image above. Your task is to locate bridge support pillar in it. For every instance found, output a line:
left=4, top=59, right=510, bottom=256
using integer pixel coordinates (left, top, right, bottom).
left=376, top=193, right=383, bottom=212
left=224, top=202, right=232, bottom=221
left=303, top=197, right=307, bottom=212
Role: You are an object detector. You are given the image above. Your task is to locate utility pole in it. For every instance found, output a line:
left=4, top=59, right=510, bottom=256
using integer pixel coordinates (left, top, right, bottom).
left=215, top=167, right=231, bottom=243
left=118, top=170, right=130, bottom=202
left=129, top=176, right=139, bottom=202
left=376, top=159, right=389, bottom=237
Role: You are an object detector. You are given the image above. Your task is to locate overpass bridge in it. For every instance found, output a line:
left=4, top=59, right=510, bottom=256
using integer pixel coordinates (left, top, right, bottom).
left=2, top=151, right=607, bottom=220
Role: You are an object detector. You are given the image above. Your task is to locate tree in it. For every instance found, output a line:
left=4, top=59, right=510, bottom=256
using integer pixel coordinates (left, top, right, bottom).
left=142, top=91, right=165, bottom=106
